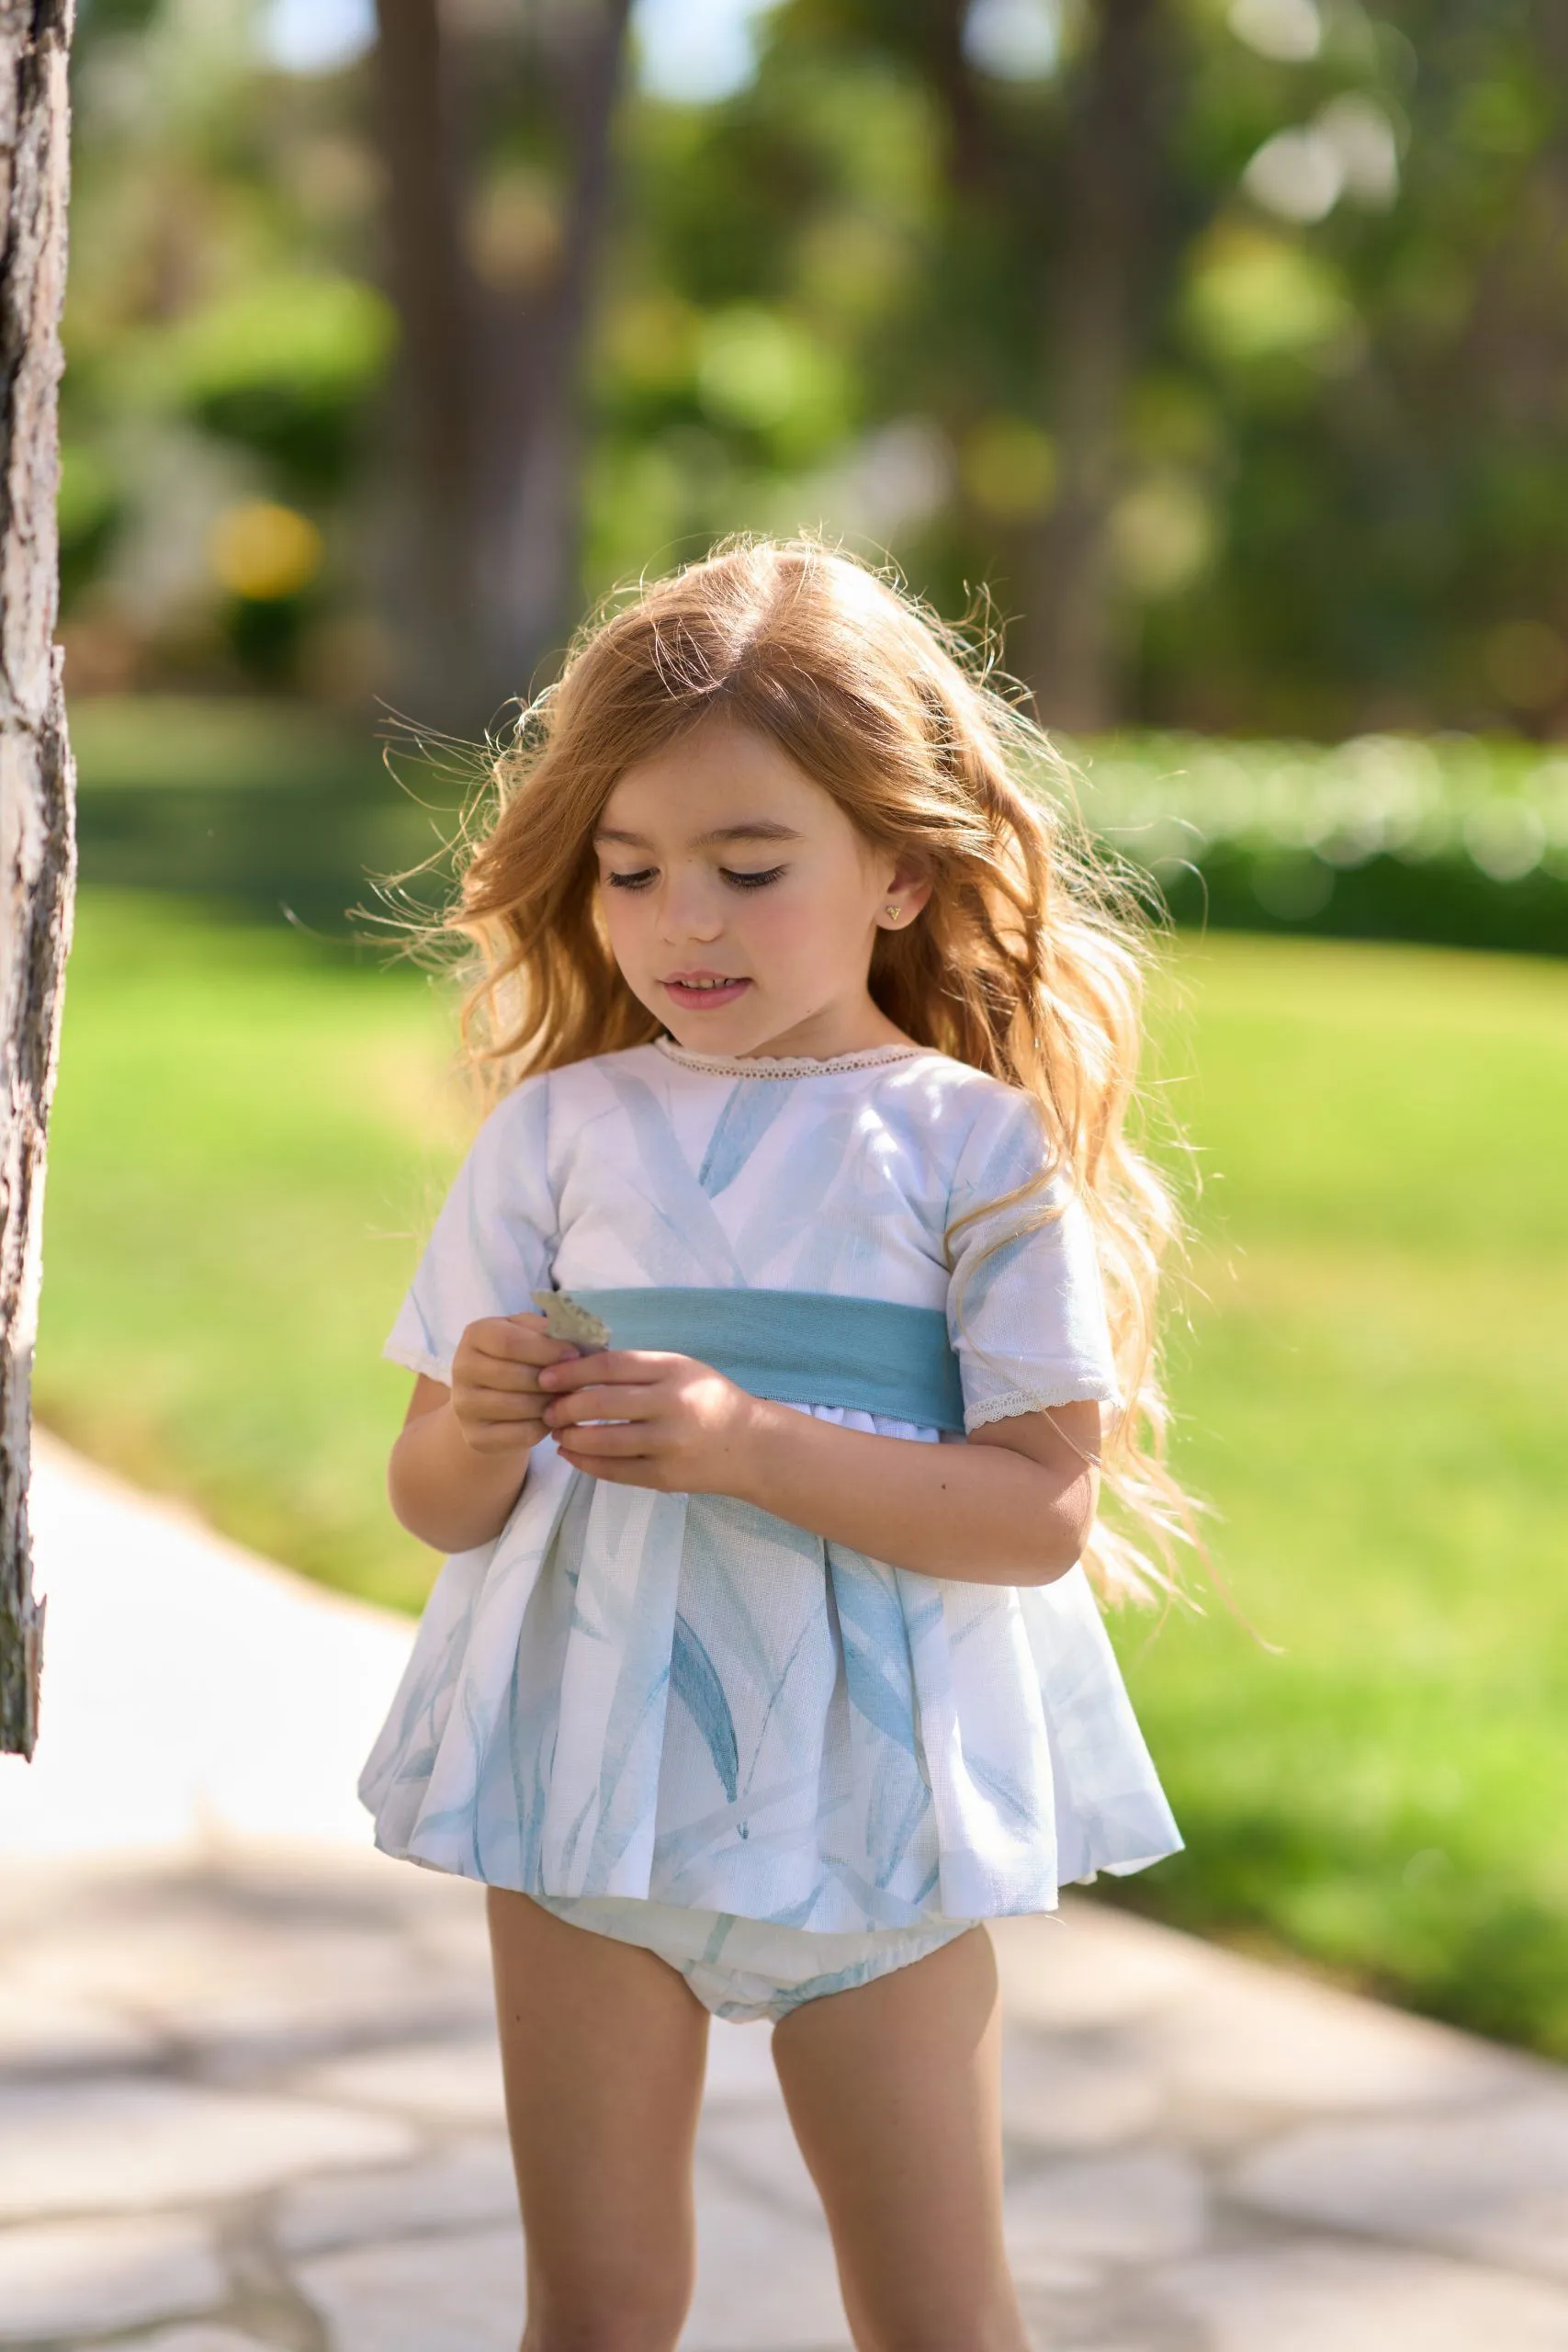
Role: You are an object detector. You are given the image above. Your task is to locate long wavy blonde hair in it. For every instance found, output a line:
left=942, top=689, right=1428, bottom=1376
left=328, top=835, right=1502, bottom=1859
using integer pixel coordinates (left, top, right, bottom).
left=421, top=535, right=1200, bottom=1605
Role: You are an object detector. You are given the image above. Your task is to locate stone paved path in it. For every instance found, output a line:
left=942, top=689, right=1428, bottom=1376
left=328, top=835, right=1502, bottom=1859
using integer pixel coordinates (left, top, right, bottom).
left=5, top=1438, right=1568, bottom=2349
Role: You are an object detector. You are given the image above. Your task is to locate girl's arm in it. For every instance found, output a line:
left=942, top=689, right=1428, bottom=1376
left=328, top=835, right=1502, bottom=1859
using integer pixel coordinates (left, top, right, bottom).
left=536, top=1351, right=1100, bottom=1586
left=739, top=1396, right=1100, bottom=1585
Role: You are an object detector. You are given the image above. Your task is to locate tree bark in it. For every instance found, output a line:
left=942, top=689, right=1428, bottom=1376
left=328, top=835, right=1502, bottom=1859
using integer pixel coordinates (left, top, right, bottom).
left=369, top=0, right=632, bottom=735
left=369, top=0, right=479, bottom=729
left=0, top=0, right=75, bottom=1758
left=469, top=0, right=632, bottom=727
left=1021, top=0, right=1170, bottom=732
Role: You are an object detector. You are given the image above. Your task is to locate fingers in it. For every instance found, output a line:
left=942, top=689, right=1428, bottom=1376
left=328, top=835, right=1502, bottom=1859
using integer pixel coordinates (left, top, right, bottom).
left=543, top=1383, right=658, bottom=1430
left=479, top=1314, right=583, bottom=1368
left=553, top=1419, right=661, bottom=1460
left=449, top=1318, right=574, bottom=1454
left=460, top=1357, right=554, bottom=1397
left=455, top=1317, right=580, bottom=1401
left=537, top=1349, right=670, bottom=1393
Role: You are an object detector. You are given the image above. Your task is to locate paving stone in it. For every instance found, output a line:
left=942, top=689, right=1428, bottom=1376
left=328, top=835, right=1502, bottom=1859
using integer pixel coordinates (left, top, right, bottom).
left=13, top=1907, right=485, bottom=2072
left=401, top=1888, right=494, bottom=1977
left=0, top=1975, right=163, bottom=2075
left=991, top=1906, right=1211, bottom=2031
left=1001, top=2023, right=1163, bottom=2150
left=134, top=2333, right=274, bottom=2351
left=2, top=1439, right=416, bottom=1856
left=695, top=2098, right=835, bottom=2230
left=295, top=2223, right=525, bottom=2352
left=292, top=2035, right=506, bottom=2128
left=0, top=2078, right=416, bottom=2221
left=0, top=2213, right=224, bottom=2340
left=1037, top=2340, right=1173, bottom=2352
left=685, top=2172, right=852, bottom=2349
left=1134, top=1964, right=1524, bottom=2118
left=1156, top=2238, right=1568, bottom=2351
left=1006, top=2150, right=1208, bottom=2269
left=276, top=2135, right=518, bottom=2256
left=1232, top=2095, right=1568, bottom=2278
left=702, top=2017, right=781, bottom=2108
left=1004, top=2244, right=1103, bottom=2301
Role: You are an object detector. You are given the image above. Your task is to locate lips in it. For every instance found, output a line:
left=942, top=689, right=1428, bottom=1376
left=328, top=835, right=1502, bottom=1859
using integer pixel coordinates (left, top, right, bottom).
left=661, top=971, right=751, bottom=1010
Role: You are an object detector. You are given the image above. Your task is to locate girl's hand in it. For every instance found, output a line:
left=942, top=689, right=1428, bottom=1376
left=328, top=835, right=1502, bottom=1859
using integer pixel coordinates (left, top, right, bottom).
left=450, top=1313, right=584, bottom=1456
left=536, top=1350, right=763, bottom=1495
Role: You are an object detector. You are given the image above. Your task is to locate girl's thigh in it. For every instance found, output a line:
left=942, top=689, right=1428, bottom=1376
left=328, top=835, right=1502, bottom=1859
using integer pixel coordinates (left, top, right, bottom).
left=771, top=1926, right=1031, bottom=2352
left=486, top=1887, right=710, bottom=2350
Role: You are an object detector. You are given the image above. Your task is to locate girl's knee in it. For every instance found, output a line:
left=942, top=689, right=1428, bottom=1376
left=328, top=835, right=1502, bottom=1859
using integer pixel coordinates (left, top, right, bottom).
left=844, top=2277, right=1030, bottom=2352
left=521, top=2269, right=692, bottom=2352
left=524, top=2332, right=683, bottom=2352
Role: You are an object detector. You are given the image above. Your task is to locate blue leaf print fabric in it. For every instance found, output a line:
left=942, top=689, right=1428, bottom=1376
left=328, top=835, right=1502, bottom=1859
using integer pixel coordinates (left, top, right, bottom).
left=359, top=1037, right=1181, bottom=1928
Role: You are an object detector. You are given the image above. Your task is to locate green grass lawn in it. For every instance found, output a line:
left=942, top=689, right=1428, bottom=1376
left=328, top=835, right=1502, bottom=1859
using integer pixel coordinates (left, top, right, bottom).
left=36, top=891, right=1568, bottom=2056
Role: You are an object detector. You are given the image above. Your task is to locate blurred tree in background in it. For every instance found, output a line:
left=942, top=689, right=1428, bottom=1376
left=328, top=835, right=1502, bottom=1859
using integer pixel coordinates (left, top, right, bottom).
left=370, top=0, right=630, bottom=725
left=53, top=0, right=1568, bottom=745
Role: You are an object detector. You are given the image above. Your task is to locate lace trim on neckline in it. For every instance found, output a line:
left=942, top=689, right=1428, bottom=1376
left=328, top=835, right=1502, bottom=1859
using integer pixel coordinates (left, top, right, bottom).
left=653, top=1035, right=930, bottom=1080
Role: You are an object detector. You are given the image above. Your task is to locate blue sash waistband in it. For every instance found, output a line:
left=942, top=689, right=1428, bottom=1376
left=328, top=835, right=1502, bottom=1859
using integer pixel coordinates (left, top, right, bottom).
left=570, top=1287, right=967, bottom=1434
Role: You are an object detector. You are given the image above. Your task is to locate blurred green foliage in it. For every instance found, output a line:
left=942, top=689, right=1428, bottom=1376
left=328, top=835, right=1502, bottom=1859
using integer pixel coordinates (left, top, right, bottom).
left=56, top=0, right=1568, bottom=741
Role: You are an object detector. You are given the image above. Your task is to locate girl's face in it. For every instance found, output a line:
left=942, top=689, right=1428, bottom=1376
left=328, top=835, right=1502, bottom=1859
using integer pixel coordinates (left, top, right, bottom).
left=592, top=717, right=929, bottom=1060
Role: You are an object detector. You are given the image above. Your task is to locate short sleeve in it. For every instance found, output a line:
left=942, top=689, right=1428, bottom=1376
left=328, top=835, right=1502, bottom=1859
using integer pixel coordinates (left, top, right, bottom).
left=383, top=1075, right=558, bottom=1385
left=944, top=1084, right=1120, bottom=1432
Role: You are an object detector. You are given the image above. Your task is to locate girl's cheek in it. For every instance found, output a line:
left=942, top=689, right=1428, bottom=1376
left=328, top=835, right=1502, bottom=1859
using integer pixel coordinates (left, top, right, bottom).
left=744, top=889, right=838, bottom=969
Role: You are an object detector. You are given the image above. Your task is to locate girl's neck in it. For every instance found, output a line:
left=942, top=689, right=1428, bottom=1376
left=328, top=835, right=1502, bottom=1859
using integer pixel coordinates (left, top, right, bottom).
left=679, top=997, right=914, bottom=1065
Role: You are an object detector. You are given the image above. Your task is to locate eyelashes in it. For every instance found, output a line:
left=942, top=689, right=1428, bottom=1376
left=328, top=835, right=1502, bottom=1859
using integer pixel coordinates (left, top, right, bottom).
left=604, top=865, right=787, bottom=893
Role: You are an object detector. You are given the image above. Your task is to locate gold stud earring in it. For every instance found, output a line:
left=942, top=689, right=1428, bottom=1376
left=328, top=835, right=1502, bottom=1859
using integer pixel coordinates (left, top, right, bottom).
left=886, top=905, right=901, bottom=922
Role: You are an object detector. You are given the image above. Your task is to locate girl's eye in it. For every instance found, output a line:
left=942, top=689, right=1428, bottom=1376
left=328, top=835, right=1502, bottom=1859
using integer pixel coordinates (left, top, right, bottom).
left=604, top=868, right=658, bottom=890
left=721, top=865, right=787, bottom=891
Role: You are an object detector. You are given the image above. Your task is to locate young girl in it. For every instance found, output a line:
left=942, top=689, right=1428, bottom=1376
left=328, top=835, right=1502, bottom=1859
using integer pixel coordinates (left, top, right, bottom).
left=360, top=538, right=1191, bottom=2350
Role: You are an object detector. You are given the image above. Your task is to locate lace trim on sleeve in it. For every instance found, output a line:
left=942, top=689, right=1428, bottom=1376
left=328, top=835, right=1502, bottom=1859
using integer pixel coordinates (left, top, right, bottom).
left=382, top=1340, right=453, bottom=1385
left=964, top=1382, right=1119, bottom=1432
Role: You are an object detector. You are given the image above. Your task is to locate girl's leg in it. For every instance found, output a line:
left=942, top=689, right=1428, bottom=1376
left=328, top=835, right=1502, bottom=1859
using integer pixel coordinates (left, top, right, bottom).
left=487, top=1887, right=710, bottom=2352
left=770, top=1927, right=1030, bottom=2352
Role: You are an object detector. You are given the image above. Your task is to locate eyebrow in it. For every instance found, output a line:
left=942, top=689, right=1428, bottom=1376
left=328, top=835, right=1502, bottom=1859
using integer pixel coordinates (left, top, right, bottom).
left=592, top=821, right=803, bottom=849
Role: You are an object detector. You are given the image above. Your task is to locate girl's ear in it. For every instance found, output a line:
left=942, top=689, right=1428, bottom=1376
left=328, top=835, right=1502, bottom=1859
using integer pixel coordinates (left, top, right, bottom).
left=878, top=860, right=933, bottom=927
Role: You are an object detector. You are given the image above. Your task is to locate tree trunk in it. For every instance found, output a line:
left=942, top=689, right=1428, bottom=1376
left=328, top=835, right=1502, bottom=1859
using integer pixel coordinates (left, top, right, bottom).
left=0, top=0, right=76, bottom=1758
left=469, top=0, right=632, bottom=727
left=369, top=0, right=480, bottom=730
left=369, top=0, right=632, bottom=736
left=1021, top=0, right=1170, bottom=733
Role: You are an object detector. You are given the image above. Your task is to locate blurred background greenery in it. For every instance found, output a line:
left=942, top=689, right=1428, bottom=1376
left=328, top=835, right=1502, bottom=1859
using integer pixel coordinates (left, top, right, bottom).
left=40, top=0, right=1568, bottom=2055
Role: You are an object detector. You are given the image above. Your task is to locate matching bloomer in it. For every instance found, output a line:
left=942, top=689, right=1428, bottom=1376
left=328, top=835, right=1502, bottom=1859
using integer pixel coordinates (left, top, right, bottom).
left=358, top=1035, right=1181, bottom=2016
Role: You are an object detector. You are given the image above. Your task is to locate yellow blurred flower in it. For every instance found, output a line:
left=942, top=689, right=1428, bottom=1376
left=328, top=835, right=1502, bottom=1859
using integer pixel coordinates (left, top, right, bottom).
left=209, top=501, right=324, bottom=601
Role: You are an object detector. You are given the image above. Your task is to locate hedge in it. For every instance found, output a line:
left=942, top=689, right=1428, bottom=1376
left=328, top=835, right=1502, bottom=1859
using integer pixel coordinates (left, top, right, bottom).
left=1071, top=732, right=1568, bottom=956
left=68, top=697, right=1568, bottom=955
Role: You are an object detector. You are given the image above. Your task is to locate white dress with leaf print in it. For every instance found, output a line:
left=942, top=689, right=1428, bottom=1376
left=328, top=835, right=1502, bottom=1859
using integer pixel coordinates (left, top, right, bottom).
left=359, top=1035, right=1181, bottom=1929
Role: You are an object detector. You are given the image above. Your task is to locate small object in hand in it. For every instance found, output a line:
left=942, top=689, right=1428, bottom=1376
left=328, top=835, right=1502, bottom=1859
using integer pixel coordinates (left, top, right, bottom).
left=531, top=1289, right=612, bottom=1351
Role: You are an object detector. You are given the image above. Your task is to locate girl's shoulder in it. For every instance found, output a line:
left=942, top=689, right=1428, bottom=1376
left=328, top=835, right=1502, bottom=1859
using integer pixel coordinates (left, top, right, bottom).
left=880, top=1047, right=1045, bottom=1144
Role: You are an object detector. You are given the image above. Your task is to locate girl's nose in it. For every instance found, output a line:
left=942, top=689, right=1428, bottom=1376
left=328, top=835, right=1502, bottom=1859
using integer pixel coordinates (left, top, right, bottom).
left=657, top=867, right=725, bottom=944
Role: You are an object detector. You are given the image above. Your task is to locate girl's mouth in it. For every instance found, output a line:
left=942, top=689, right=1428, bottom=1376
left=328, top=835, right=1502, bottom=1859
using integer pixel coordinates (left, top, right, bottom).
left=661, top=974, right=752, bottom=1011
